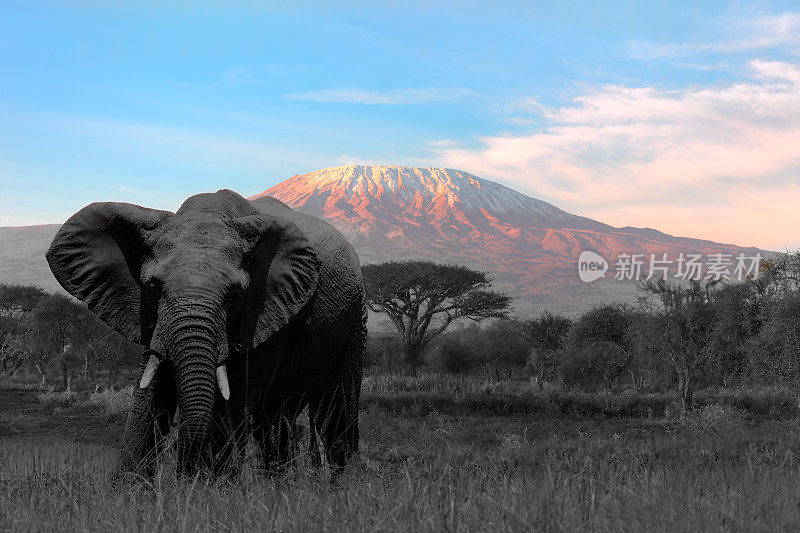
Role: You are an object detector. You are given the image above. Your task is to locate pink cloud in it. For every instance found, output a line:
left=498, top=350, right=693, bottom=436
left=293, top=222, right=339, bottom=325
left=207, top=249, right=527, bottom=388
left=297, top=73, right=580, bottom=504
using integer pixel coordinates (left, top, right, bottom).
left=435, top=73, right=800, bottom=250
left=750, top=59, right=800, bottom=82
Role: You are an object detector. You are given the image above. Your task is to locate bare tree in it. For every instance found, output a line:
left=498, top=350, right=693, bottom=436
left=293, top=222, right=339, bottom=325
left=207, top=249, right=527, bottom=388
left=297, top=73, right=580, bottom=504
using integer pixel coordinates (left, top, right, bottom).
left=638, top=277, right=717, bottom=412
left=91, top=331, right=140, bottom=384
left=362, top=261, right=512, bottom=373
left=25, top=294, right=95, bottom=388
left=0, top=284, right=46, bottom=372
left=756, top=251, right=800, bottom=297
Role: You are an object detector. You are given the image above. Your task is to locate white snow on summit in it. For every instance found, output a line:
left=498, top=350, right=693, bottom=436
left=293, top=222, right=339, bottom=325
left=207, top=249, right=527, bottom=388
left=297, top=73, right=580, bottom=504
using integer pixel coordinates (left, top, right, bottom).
left=254, top=164, right=605, bottom=230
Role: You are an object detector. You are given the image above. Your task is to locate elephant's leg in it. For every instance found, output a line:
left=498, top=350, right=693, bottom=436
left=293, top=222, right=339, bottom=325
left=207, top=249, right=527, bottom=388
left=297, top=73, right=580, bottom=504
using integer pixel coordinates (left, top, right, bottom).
left=308, top=384, right=356, bottom=471
left=118, top=356, right=177, bottom=477
left=254, top=397, right=305, bottom=474
left=308, top=322, right=364, bottom=471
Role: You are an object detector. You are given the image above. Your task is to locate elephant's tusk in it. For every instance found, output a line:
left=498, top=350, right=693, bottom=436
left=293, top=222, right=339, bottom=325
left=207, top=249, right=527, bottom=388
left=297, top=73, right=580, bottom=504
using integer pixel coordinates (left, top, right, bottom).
left=139, top=353, right=160, bottom=389
left=216, top=365, right=230, bottom=401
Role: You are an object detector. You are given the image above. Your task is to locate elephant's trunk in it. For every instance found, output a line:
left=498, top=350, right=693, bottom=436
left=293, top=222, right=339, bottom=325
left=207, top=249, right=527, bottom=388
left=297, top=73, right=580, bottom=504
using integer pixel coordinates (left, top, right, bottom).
left=175, top=357, right=216, bottom=475
left=168, top=308, right=223, bottom=475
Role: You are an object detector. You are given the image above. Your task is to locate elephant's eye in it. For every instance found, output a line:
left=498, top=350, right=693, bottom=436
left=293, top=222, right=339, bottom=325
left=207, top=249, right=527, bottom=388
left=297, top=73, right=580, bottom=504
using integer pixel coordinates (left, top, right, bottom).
left=230, top=285, right=244, bottom=297
left=228, top=283, right=247, bottom=301
left=143, top=278, right=161, bottom=295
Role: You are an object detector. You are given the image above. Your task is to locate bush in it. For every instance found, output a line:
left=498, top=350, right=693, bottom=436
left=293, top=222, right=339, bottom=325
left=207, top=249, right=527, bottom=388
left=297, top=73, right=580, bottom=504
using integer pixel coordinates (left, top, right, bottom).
left=568, top=303, right=631, bottom=348
left=434, top=320, right=533, bottom=378
left=560, top=341, right=628, bottom=392
left=37, top=388, right=79, bottom=408
left=745, top=293, right=800, bottom=384
left=438, top=338, right=480, bottom=375
left=364, top=335, right=405, bottom=371
left=526, top=347, right=561, bottom=387
left=523, top=311, right=572, bottom=352
left=88, top=386, right=133, bottom=415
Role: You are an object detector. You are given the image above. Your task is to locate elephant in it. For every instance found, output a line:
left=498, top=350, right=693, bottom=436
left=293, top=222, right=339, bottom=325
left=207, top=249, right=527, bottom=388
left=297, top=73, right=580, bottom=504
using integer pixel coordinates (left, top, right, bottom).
left=45, top=189, right=366, bottom=476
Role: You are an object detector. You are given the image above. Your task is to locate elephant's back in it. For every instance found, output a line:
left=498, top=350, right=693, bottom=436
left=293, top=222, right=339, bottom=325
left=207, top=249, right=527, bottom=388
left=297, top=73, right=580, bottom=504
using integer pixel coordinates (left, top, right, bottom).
left=249, top=196, right=360, bottom=273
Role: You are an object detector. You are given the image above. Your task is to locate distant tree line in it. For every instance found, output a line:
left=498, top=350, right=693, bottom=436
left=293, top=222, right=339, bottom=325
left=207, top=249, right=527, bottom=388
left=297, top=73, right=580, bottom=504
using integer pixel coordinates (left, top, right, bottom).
left=7, top=251, right=799, bottom=406
left=364, top=254, right=800, bottom=412
left=0, top=284, right=139, bottom=389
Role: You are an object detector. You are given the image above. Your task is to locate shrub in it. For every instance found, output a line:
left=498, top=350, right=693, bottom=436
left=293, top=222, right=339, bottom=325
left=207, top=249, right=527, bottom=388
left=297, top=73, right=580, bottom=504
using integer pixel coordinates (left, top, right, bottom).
left=37, top=388, right=79, bottom=408
left=560, top=340, right=628, bottom=392
left=523, top=311, right=572, bottom=352
left=526, top=347, right=561, bottom=387
left=364, top=335, right=405, bottom=371
left=568, top=303, right=632, bottom=348
left=88, top=386, right=133, bottom=415
left=745, top=293, right=800, bottom=384
left=438, top=338, right=480, bottom=375
left=436, top=320, right=533, bottom=378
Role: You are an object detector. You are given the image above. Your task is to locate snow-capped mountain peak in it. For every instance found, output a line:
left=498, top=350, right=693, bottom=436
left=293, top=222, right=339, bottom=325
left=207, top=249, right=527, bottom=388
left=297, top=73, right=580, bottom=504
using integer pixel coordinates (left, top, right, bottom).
left=253, top=164, right=604, bottom=233
left=248, top=164, right=762, bottom=312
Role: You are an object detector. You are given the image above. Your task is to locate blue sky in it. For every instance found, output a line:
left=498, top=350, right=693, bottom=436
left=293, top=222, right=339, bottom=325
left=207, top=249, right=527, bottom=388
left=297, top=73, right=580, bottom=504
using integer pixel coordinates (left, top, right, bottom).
left=2, top=1, right=799, bottom=249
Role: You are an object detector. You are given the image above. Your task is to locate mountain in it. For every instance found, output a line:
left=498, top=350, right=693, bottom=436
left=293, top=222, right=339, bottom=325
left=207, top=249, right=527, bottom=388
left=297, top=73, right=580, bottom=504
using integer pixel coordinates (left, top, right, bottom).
left=254, top=165, right=766, bottom=314
left=0, top=224, right=63, bottom=294
left=0, top=165, right=767, bottom=315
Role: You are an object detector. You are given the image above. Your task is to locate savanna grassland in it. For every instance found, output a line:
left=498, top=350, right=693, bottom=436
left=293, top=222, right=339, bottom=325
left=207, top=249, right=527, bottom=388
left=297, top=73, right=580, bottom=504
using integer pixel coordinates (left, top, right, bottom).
left=3, top=376, right=800, bottom=531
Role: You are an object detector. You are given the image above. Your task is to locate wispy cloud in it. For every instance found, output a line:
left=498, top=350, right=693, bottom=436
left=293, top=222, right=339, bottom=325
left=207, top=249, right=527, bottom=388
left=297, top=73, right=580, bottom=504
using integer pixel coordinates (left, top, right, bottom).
left=285, top=87, right=479, bottom=105
left=434, top=71, right=800, bottom=249
left=623, top=12, right=800, bottom=59
left=491, top=96, right=547, bottom=117
left=749, top=59, right=800, bottom=82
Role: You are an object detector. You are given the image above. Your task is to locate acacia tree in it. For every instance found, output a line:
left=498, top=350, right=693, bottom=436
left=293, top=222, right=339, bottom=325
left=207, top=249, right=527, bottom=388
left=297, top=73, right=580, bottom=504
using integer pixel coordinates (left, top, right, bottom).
left=362, top=261, right=512, bottom=373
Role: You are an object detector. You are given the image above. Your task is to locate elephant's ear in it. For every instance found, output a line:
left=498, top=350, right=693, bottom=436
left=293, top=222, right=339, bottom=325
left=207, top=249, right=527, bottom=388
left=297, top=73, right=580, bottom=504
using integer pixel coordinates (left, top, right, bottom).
left=230, top=214, right=319, bottom=349
left=46, top=202, right=171, bottom=344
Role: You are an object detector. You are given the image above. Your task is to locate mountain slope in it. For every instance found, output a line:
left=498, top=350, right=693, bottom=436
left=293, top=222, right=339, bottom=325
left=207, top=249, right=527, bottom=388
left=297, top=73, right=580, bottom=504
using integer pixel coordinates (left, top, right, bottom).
left=254, top=165, right=765, bottom=313
left=0, top=225, right=63, bottom=293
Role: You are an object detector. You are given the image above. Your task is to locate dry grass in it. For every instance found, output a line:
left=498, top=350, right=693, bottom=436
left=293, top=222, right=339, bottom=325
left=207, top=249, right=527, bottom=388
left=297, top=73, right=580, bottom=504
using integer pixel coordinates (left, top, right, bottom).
left=5, top=375, right=800, bottom=530
left=29, top=373, right=800, bottom=421
left=35, top=386, right=133, bottom=416
left=86, top=386, right=134, bottom=415
left=361, top=374, right=800, bottom=418
left=3, top=408, right=800, bottom=531
left=36, top=388, right=79, bottom=408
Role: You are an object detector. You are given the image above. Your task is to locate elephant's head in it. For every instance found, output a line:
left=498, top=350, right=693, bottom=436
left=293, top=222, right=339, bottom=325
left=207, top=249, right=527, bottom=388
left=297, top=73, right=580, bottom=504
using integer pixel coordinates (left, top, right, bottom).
left=46, top=190, right=318, bottom=473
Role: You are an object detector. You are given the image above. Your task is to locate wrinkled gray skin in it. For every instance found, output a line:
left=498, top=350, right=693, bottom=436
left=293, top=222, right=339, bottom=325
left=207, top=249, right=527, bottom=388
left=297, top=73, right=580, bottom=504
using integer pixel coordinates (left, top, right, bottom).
left=46, top=190, right=366, bottom=476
